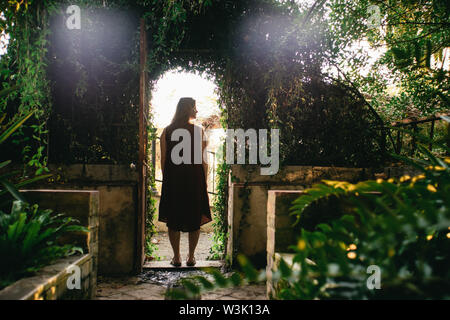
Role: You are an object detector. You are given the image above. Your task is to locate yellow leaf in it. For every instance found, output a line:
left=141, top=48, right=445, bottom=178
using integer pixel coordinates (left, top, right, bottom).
left=297, top=239, right=306, bottom=250
left=400, top=175, right=411, bottom=182
left=388, top=248, right=395, bottom=257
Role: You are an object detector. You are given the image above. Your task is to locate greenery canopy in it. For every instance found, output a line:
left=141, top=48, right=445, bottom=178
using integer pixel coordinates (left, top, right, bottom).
left=0, top=0, right=448, bottom=169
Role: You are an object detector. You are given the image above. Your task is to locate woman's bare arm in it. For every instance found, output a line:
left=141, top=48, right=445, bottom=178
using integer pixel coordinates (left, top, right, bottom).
left=160, top=128, right=166, bottom=176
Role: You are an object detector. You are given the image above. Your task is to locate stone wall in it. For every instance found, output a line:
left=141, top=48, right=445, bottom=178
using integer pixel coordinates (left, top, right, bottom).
left=29, top=164, right=139, bottom=275
left=227, top=165, right=376, bottom=267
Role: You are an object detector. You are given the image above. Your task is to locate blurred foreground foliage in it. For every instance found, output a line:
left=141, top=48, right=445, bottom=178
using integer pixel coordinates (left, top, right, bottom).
left=167, top=135, right=450, bottom=300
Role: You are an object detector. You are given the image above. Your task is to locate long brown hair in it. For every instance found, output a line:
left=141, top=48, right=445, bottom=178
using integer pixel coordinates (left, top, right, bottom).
left=171, top=97, right=195, bottom=125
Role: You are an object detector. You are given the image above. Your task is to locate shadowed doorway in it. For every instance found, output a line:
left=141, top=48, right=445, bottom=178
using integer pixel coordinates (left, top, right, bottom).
left=146, top=68, right=225, bottom=267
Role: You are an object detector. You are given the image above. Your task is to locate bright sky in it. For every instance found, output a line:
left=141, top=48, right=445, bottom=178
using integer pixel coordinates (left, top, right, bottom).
left=150, top=69, right=220, bottom=128
left=0, top=13, right=8, bottom=55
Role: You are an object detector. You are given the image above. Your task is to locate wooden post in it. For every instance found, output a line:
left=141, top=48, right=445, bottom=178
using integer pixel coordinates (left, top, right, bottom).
left=136, top=18, right=147, bottom=273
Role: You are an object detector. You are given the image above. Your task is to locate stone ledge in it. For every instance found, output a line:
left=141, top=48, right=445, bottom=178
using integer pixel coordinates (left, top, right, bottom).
left=48, top=164, right=139, bottom=184
left=231, top=165, right=374, bottom=185
left=0, top=254, right=93, bottom=300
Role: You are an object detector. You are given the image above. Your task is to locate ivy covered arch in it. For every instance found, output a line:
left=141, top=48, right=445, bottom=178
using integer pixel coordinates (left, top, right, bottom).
left=1, top=0, right=386, bottom=266
left=1, top=0, right=386, bottom=167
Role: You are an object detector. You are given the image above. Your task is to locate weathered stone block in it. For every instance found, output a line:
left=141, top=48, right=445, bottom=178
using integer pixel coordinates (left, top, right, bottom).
left=20, top=190, right=99, bottom=254
left=97, top=185, right=136, bottom=275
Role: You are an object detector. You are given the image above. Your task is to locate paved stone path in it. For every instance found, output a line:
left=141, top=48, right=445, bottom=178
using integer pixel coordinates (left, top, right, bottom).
left=96, top=276, right=167, bottom=300
left=95, top=273, right=266, bottom=300
left=95, top=232, right=267, bottom=300
left=151, top=232, right=214, bottom=262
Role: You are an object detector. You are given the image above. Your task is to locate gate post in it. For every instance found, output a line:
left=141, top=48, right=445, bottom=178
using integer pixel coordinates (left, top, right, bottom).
left=136, top=18, right=148, bottom=272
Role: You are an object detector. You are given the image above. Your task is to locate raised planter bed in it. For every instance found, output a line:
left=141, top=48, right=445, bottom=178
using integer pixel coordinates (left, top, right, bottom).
left=0, top=189, right=99, bottom=300
left=0, top=254, right=94, bottom=300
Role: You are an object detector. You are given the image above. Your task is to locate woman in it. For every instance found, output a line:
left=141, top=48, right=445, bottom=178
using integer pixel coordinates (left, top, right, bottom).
left=158, top=97, right=212, bottom=267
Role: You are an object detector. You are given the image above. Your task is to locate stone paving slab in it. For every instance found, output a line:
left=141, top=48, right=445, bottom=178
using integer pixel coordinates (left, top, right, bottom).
left=95, top=273, right=267, bottom=300
left=201, top=285, right=267, bottom=300
left=143, top=260, right=224, bottom=269
left=96, top=276, right=166, bottom=300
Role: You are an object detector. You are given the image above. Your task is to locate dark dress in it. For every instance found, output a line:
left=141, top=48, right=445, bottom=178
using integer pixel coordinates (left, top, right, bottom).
left=158, top=122, right=212, bottom=232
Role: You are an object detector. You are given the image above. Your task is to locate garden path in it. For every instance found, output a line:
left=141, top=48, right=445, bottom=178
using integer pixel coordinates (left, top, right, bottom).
left=95, top=232, right=267, bottom=300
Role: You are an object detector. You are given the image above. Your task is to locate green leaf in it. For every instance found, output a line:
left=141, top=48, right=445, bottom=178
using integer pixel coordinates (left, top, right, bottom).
left=0, top=111, right=35, bottom=144
left=14, top=174, right=52, bottom=189
left=0, top=85, right=18, bottom=98
left=278, top=258, right=292, bottom=278
left=237, top=255, right=258, bottom=282
left=195, top=276, right=214, bottom=290
left=230, top=273, right=243, bottom=286
left=0, top=178, right=28, bottom=203
left=0, top=160, right=11, bottom=169
left=210, top=269, right=228, bottom=287
left=317, top=223, right=332, bottom=233
left=181, top=279, right=200, bottom=294
left=22, top=221, right=42, bottom=254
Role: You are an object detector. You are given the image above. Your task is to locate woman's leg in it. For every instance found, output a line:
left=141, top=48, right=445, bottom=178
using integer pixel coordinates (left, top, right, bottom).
left=168, top=227, right=181, bottom=263
left=188, top=229, right=200, bottom=262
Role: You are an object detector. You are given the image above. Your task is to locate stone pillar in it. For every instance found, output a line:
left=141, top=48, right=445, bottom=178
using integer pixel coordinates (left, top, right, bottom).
left=266, top=190, right=304, bottom=298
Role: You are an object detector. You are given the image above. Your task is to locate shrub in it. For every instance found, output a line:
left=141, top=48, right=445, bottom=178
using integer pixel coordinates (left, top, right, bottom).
left=0, top=111, right=51, bottom=210
left=166, top=140, right=450, bottom=300
left=278, top=143, right=450, bottom=299
left=0, top=201, right=88, bottom=289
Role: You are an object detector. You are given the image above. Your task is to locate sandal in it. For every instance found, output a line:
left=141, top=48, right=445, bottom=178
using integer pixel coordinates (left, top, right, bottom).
left=186, top=256, right=196, bottom=267
left=170, top=258, right=181, bottom=267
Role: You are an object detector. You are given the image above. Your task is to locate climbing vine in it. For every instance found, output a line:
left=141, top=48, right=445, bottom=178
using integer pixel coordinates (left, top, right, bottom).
left=208, top=156, right=229, bottom=260
left=145, top=98, right=159, bottom=260
left=0, top=1, right=52, bottom=175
